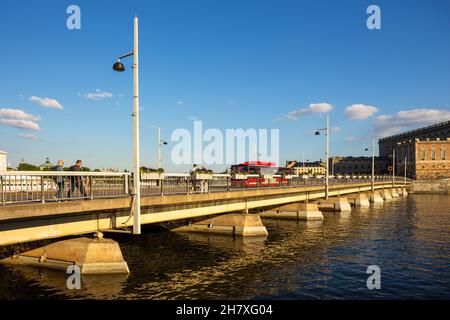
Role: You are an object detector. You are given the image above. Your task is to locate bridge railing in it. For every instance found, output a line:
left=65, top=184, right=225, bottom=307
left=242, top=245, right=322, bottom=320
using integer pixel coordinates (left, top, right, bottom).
left=0, top=171, right=131, bottom=205
left=1, top=171, right=409, bottom=205
left=139, top=173, right=409, bottom=195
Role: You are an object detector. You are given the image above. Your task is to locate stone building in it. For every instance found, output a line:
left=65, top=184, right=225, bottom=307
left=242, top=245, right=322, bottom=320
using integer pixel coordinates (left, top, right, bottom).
left=286, top=161, right=326, bottom=175
left=330, top=156, right=390, bottom=175
left=39, top=157, right=54, bottom=171
left=379, top=120, right=450, bottom=179
left=395, top=138, right=450, bottom=179
left=0, top=150, right=7, bottom=172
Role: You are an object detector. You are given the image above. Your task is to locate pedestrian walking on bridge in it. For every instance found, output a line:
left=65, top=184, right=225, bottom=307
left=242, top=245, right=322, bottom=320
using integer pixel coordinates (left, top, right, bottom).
left=67, top=160, right=88, bottom=198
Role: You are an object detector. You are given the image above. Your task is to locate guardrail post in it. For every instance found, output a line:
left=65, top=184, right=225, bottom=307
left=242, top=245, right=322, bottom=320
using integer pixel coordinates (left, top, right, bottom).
left=41, top=176, right=45, bottom=203
left=226, top=177, right=230, bottom=192
left=186, top=177, right=190, bottom=195
left=124, top=174, right=129, bottom=195
left=160, top=178, right=164, bottom=196
left=1, top=176, right=5, bottom=205
left=90, top=176, right=94, bottom=200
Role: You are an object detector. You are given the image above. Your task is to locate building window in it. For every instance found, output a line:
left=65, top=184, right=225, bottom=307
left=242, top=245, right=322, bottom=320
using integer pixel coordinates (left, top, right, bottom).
left=442, top=148, right=446, bottom=160
left=431, top=149, right=436, bottom=160
left=421, top=149, right=426, bottom=160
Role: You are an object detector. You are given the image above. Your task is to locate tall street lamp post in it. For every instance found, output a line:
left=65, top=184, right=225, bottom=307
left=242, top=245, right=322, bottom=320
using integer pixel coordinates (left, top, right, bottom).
left=315, top=112, right=330, bottom=200
left=112, top=16, right=141, bottom=234
left=157, top=127, right=168, bottom=169
left=365, top=135, right=375, bottom=192
left=403, top=156, right=407, bottom=187
left=392, top=148, right=396, bottom=187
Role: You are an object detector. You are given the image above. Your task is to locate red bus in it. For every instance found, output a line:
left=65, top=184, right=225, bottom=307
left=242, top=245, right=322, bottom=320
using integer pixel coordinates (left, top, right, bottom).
left=230, top=161, right=292, bottom=187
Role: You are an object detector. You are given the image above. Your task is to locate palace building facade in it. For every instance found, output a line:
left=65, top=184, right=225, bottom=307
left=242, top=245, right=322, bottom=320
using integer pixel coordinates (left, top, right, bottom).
left=378, top=120, right=450, bottom=179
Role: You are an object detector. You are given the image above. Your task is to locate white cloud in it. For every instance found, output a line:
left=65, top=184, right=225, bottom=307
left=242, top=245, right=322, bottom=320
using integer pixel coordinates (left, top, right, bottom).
left=17, top=133, right=38, bottom=141
left=345, top=104, right=379, bottom=120
left=0, top=119, right=41, bottom=131
left=0, top=108, right=40, bottom=121
left=28, top=96, right=63, bottom=109
left=373, top=108, right=450, bottom=137
left=79, top=89, right=113, bottom=100
left=280, top=103, right=333, bottom=121
left=0, top=108, right=41, bottom=131
left=346, top=136, right=358, bottom=142
left=176, top=100, right=184, bottom=106
left=332, top=126, right=341, bottom=132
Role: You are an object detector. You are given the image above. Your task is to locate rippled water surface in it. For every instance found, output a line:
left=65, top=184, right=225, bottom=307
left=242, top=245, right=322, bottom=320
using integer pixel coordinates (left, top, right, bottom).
left=1, top=194, right=449, bottom=299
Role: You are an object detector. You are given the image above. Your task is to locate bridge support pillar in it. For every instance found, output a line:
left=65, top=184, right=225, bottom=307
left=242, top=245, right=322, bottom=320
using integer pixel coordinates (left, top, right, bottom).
left=318, top=197, right=351, bottom=212
left=170, top=213, right=268, bottom=236
left=381, top=189, right=393, bottom=200
left=391, top=188, right=399, bottom=198
left=347, top=194, right=370, bottom=207
left=369, top=192, right=384, bottom=203
left=260, top=203, right=323, bottom=220
left=402, top=187, right=408, bottom=196
left=0, top=237, right=130, bottom=274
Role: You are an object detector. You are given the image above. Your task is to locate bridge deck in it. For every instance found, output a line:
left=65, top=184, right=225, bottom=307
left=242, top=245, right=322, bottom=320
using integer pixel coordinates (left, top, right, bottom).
left=0, top=181, right=407, bottom=246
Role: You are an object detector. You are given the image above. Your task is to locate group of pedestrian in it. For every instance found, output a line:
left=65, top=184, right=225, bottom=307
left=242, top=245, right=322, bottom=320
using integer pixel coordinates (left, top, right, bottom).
left=190, top=164, right=210, bottom=193
left=51, top=159, right=88, bottom=201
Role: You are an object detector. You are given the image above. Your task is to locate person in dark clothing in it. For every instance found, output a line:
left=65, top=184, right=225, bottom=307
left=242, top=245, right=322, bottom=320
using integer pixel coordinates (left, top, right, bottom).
left=52, top=160, right=65, bottom=200
left=190, top=164, right=198, bottom=193
left=67, top=160, right=88, bottom=198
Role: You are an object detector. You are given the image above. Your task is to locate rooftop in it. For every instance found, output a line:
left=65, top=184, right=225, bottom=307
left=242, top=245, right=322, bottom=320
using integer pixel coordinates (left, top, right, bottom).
left=379, top=120, right=450, bottom=142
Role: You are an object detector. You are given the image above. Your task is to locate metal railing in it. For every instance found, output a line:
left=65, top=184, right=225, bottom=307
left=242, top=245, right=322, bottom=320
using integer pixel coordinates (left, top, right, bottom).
left=0, top=171, right=409, bottom=206
left=0, top=171, right=131, bottom=205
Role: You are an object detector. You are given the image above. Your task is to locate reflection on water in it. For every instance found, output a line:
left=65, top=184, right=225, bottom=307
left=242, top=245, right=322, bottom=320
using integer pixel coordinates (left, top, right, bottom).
left=0, top=194, right=449, bottom=299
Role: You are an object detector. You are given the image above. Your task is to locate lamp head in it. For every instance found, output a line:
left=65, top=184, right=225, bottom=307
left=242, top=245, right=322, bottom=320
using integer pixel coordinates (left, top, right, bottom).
left=365, top=148, right=369, bottom=151
left=163, top=141, right=168, bottom=145
left=113, top=60, right=125, bottom=72
left=314, top=131, right=320, bottom=136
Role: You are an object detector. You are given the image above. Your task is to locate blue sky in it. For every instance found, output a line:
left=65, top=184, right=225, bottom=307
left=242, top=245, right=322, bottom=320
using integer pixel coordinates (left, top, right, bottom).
left=0, top=0, right=449, bottom=172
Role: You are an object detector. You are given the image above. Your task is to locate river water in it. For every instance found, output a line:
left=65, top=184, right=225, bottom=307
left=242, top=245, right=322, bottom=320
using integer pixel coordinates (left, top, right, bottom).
left=0, top=194, right=449, bottom=299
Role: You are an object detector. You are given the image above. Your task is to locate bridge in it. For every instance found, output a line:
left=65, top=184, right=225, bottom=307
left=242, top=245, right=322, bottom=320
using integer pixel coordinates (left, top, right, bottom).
left=0, top=171, right=409, bottom=247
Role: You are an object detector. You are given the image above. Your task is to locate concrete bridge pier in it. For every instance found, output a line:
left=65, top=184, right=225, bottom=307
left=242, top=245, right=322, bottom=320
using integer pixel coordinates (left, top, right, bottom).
left=346, top=193, right=370, bottom=207
left=0, top=237, right=130, bottom=274
left=381, top=189, right=393, bottom=200
left=402, top=187, right=408, bottom=196
left=169, top=213, right=269, bottom=236
left=369, top=191, right=384, bottom=203
left=260, top=203, right=324, bottom=221
left=391, top=188, right=399, bottom=198
left=318, top=197, right=351, bottom=212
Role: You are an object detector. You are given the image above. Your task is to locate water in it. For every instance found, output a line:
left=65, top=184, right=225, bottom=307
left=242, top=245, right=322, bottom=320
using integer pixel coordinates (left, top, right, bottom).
left=0, top=194, right=449, bottom=299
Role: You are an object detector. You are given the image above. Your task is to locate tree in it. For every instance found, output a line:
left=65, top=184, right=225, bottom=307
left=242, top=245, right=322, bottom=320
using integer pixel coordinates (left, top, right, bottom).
left=17, top=163, right=39, bottom=171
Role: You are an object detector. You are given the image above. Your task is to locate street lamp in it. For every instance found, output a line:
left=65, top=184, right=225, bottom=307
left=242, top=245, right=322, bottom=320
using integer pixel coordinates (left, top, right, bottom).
left=392, top=148, right=396, bottom=187
left=364, top=135, right=375, bottom=192
left=403, top=156, right=407, bottom=187
left=315, top=112, right=330, bottom=199
left=112, top=16, right=141, bottom=235
left=157, top=127, right=168, bottom=169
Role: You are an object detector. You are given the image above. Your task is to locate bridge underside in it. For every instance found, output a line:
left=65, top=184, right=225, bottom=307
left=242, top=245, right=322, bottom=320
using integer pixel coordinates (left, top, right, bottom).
left=0, top=182, right=405, bottom=246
